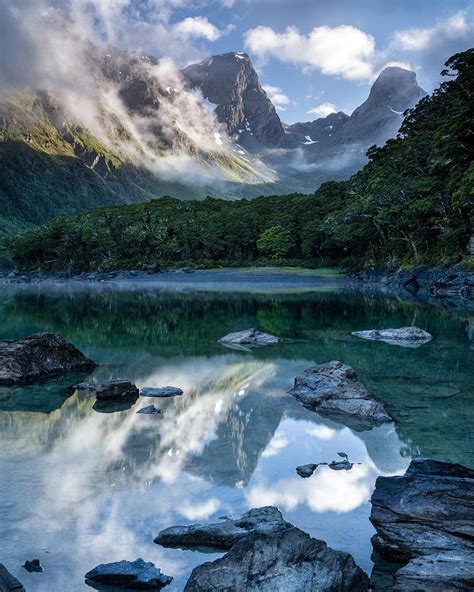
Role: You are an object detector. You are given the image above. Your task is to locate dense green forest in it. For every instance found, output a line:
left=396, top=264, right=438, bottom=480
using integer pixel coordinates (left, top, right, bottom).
left=7, top=50, right=473, bottom=271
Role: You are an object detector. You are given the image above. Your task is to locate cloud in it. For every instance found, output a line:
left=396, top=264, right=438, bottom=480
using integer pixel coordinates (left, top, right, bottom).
left=307, top=102, right=337, bottom=118
left=390, top=9, right=474, bottom=89
left=0, top=0, right=267, bottom=189
left=392, top=11, right=471, bottom=52
left=174, top=16, right=223, bottom=42
left=244, top=24, right=377, bottom=80
left=262, top=84, right=291, bottom=111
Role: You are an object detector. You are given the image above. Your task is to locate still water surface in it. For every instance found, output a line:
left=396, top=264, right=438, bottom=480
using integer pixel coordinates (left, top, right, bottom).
left=0, top=276, right=472, bottom=590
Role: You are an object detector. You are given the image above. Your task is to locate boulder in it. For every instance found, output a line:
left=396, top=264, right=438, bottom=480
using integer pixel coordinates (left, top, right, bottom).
left=140, top=386, right=183, bottom=398
left=22, top=559, right=42, bottom=573
left=352, top=327, right=432, bottom=347
left=91, top=380, right=139, bottom=401
left=0, top=332, right=97, bottom=386
left=219, top=328, right=281, bottom=350
left=184, top=525, right=369, bottom=591
left=137, top=405, right=162, bottom=415
left=0, top=565, right=25, bottom=592
left=370, top=459, right=474, bottom=590
left=289, top=361, right=391, bottom=430
left=85, top=558, right=172, bottom=590
left=155, top=506, right=286, bottom=550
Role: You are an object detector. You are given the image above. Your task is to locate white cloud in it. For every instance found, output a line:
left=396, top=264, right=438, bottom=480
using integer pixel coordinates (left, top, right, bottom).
left=392, top=11, right=471, bottom=52
left=179, top=498, right=221, bottom=520
left=244, top=24, right=377, bottom=81
left=262, top=84, right=291, bottom=111
left=174, top=16, right=223, bottom=42
left=307, top=102, right=337, bottom=118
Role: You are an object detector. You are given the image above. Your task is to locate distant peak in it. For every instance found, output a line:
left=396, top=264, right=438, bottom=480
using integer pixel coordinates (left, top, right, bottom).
left=374, top=66, right=417, bottom=86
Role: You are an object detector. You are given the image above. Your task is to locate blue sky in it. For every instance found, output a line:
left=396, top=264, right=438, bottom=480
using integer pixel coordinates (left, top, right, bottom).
left=4, top=0, right=474, bottom=123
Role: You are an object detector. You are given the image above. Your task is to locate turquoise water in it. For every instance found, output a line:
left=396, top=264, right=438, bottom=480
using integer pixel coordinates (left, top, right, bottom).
left=0, top=278, right=472, bottom=590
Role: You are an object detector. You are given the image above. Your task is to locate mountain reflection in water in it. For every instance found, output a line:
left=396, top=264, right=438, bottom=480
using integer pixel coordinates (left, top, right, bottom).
left=0, top=283, right=472, bottom=591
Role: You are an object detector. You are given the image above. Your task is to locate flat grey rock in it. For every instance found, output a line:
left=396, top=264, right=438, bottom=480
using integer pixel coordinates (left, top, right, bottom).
left=219, top=328, right=281, bottom=350
left=352, top=327, right=432, bottom=347
left=0, top=332, right=97, bottom=386
left=0, top=564, right=25, bottom=591
left=85, top=558, right=172, bottom=590
left=289, top=361, right=391, bottom=430
left=136, top=405, right=162, bottom=415
left=370, top=459, right=474, bottom=590
left=184, top=520, right=369, bottom=591
left=140, top=386, right=183, bottom=398
left=155, top=506, right=286, bottom=550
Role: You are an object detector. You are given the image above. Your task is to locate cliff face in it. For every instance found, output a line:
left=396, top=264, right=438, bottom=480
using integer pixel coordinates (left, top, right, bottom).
left=182, top=52, right=288, bottom=148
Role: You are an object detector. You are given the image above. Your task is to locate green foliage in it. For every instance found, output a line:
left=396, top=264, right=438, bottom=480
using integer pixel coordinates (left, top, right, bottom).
left=257, top=226, right=294, bottom=259
left=6, top=49, right=474, bottom=271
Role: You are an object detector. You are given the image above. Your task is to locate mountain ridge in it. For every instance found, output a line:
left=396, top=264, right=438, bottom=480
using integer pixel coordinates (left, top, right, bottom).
left=0, top=45, right=427, bottom=243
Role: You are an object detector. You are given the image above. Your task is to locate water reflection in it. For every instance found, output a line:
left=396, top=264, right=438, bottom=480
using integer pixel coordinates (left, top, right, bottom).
left=0, top=283, right=472, bottom=590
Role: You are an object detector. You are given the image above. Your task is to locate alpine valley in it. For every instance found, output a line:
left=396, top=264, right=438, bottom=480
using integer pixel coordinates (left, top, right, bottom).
left=0, top=45, right=426, bottom=239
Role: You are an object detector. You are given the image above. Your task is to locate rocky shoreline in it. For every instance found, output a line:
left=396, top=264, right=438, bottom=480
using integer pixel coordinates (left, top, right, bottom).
left=355, top=266, right=474, bottom=308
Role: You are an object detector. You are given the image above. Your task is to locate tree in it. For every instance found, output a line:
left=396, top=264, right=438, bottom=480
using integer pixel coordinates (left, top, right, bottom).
left=257, top=226, right=293, bottom=259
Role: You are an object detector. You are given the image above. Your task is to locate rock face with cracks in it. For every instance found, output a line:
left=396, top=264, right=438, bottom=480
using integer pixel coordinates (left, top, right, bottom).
left=0, top=332, right=97, bottom=386
left=289, top=361, right=391, bottom=429
left=183, top=523, right=369, bottom=591
left=370, top=459, right=474, bottom=591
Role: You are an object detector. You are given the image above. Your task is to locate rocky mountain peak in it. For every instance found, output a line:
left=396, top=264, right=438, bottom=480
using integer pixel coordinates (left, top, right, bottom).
left=182, top=52, right=287, bottom=148
left=351, top=66, right=426, bottom=123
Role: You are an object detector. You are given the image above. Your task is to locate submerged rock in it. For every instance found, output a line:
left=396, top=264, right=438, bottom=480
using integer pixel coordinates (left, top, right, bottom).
left=136, top=405, right=162, bottom=415
left=140, top=386, right=183, bottom=398
left=92, top=380, right=139, bottom=401
left=0, top=564, right=25, bottom=591
left=289, top=361, right=391, bottom=430
left=184, top=521, right=369, bottom=591
left=352, top=327, right=432, bottom=347
left=370, top=459, right=474, bottom=590
left=296, top=454, right=357, bottom=478
left=155, top=506, right=286, bottom=550
left=219, top=328, right=281, bottom=350
left=85, top=558, right=172, bottom=590
left=22, top=559, right=42, bottom=573
left=0, top=332, right=97, bottom=386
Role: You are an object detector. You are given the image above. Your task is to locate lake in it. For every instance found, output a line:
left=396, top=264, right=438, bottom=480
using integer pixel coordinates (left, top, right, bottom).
left=0, top=271, right=472, bottom=590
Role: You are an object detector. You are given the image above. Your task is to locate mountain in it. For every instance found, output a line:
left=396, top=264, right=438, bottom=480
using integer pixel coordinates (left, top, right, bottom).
left=0, top=46, right=283, bottom=242
left=183, top=53, right=426, bottom=179
left=322, top=67, right=427, bottom=148
left=0, top=45, right=426, bottom=254
left=286, top=111, right=350, bottom=146
left=181, top=52, right=288, bottom=149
